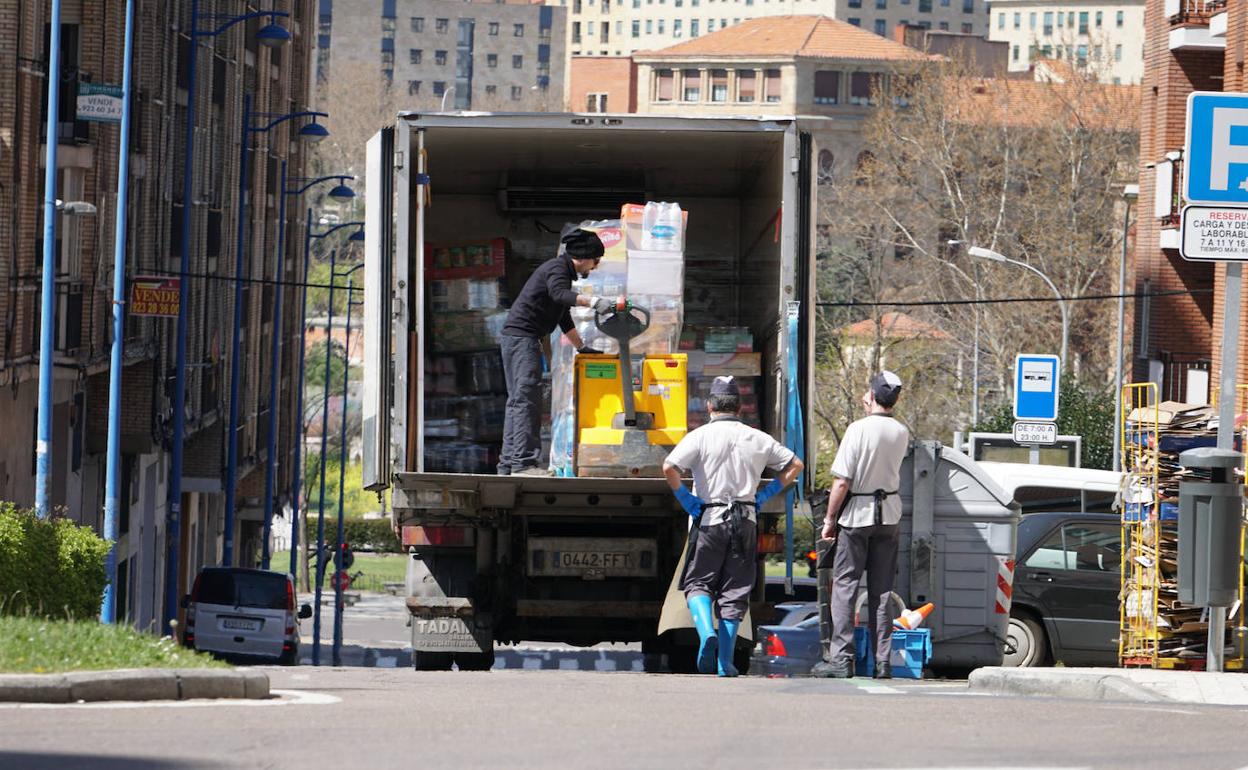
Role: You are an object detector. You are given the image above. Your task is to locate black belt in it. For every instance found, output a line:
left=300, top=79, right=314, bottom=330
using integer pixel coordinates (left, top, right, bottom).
left=848, top=489, right=897, bottom=526
left=703, top=501, right=755, bottom=559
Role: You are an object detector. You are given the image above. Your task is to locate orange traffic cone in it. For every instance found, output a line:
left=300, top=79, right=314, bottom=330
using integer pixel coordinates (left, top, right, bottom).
left=894, top=602, right=934, bottom=630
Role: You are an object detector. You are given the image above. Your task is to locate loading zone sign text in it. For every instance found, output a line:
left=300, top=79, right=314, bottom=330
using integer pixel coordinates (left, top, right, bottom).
left=1181, top=206, right=1248, bottom=261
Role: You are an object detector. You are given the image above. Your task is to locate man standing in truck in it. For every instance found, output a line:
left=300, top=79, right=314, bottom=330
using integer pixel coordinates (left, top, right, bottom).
left=817, top=370, right=909, bottom=679
left=499, top=228, right=614, bottom=476
left=663, top=375, right=805, bottom=676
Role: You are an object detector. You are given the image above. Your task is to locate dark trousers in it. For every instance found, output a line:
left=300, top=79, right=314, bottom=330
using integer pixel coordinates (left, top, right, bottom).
left=829, top=523, right=900, bottom=666
left=499, top=334, right=543, bottom=473
left=683, top=519, right=758, bottom=621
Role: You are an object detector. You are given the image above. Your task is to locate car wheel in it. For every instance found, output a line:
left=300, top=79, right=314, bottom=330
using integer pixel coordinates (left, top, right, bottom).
left=1003, top=614, right=1047, bottom=667
left=412, top=651, right=455, bottom=671
left=455, top=649, right=496, bottom=671
left=278, top=647, right=299, bottom=666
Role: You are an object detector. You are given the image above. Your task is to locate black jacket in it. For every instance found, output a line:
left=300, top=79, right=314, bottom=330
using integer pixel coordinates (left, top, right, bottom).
left=502, top=255, right=580, bottom=338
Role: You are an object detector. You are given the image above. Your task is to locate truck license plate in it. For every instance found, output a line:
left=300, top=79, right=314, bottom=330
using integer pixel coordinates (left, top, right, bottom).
left=555, top=551, right=632, bottom=569
left=527, top=537, right=657, bottom=578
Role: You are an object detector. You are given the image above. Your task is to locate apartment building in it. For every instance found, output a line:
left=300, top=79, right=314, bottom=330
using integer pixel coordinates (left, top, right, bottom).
left=555, top=0, right=989, bottom=57
left=0, top=0, right=316, bottom=630
left=1131, top=0, right=1236, bottom=402
left=986, top=0, right=1146, bottom=83
left=317, top=0, right=566, bottom=110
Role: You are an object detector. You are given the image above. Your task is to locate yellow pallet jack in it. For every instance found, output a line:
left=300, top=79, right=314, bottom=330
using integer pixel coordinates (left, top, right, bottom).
left=575, top=299, right=687, bottom=478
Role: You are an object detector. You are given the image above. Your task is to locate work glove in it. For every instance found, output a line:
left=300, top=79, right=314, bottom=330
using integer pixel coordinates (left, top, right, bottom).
left=673, top=485, right=705, bottom=519
left=590, top=296, right=614, bottom=314
left=755, top=478, right=784, bottom=510
left=577, top=345, right=600, bottom=355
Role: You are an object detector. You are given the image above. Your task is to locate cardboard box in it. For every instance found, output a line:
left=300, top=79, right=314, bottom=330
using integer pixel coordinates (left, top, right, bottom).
left=431, top=278, right=502, bottom=312
left=702, top=352, right=762, bottom=378
left=425, top=238, right=509, bottom=280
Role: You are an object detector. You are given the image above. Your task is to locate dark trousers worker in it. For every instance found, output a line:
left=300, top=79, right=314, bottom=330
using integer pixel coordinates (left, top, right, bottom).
left=498, top=228, right=613, bottom=476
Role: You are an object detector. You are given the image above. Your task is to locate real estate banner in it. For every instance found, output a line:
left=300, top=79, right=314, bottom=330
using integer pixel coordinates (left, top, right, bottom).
left=77, top=83, right=124, bottom=123
left=129, top=276, right=180, bottom=318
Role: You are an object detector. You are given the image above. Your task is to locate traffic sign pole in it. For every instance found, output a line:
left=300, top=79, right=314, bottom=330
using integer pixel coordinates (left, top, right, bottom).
left=1210, top=261, right=1240, bottom=673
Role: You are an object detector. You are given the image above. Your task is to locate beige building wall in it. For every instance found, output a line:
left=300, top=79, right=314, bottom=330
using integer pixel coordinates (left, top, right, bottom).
left=552, top=0, right=992, bottom=57
left=986, top=0, right=1145, bottom=82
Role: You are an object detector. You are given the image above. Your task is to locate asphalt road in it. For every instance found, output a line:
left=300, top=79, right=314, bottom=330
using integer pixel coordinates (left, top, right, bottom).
left=4, top=665, right=1248, bottom=770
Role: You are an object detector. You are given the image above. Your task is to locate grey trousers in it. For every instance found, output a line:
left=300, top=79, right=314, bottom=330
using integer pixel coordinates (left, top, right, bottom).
left=499, top=334, right=543, bottom=472
left=683, top=518, right=758, bottom=621
left=829, top=523, right=900, bottom=666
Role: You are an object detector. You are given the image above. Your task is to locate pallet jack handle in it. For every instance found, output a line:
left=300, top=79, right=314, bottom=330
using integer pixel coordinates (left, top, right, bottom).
left=594, top=297, right=650, bottom=426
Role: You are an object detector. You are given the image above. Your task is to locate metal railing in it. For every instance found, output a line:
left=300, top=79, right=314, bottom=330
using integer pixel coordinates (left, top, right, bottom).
left=1166, top=0, right=1216, bottom=24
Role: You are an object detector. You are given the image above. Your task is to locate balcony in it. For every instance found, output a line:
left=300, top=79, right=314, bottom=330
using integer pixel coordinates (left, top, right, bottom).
left=1166, top=0, right=1225, bottom=50
left=1155, top=154, right=1182, bottom=250
left=1210, top=0, right=1228, bottom=37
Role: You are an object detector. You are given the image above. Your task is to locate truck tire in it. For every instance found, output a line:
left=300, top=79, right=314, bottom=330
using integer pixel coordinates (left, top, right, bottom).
left=455, top=649, right=496, bottom=671
left=412, top=651, right=455, bottom=671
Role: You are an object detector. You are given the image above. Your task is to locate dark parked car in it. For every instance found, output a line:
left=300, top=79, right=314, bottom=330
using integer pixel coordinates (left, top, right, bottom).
left=1004, top=511, right=1121, bottom=667
left=749, top=512, right=1123, bottom=675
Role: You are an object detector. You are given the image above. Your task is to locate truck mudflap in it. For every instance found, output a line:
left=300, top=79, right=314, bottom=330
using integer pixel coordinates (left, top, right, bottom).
left=407, top=597, right=493, bottom=655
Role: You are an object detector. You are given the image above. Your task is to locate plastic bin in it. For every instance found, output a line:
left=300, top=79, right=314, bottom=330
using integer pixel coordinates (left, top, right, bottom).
left=853, top=626, right=875, bottom=677
left=889, top=629, right=932, bottom=679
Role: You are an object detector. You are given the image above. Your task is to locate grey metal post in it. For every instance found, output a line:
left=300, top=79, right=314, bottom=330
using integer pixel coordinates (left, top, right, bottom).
left=1113, top=190, right=1135, bottom=473
left=1211, top=261, right=1241, bottom=672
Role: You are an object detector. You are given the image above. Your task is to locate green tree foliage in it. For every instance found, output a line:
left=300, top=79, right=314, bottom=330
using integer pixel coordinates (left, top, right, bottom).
left=974, top=379, right=1115, bottom=470
left=302, top=458, right=378, bottom=519
left=304, top=339, right=350, bottom=391
left=0, top=503, right=111, bottom=619
left=304, top=517, right=401, bottom=553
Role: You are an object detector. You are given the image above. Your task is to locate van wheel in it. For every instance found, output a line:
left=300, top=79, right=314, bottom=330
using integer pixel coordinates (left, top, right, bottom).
left=412, top=651, right=455, bottom=671
left=455, top=649, right=496, bottom=671
left=1003, top=614, right=1048, bottom=668
left=278, top=648, right=299, bottom=666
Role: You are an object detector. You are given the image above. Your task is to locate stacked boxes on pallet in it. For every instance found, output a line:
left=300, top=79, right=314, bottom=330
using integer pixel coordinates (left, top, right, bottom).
left=683, top=326, right=761, bottom=430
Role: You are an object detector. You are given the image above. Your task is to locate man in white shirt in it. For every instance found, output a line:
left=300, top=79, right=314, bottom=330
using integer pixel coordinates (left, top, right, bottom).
left=818, top=371, right=910, bottom=678
left=663, top=376, right=804, bottom=676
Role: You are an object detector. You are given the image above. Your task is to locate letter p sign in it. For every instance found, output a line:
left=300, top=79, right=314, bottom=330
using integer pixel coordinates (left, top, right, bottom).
left=1185, top=92, right=1248, bottom=205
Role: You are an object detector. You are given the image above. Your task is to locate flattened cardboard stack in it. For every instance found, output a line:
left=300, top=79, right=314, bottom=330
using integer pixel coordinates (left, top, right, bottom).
left=1121, top=401, right=1220, bottom=665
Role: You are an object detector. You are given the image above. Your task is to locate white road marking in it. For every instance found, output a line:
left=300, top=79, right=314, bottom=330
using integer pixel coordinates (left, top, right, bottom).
left=0, top=688, right=341, bottom=710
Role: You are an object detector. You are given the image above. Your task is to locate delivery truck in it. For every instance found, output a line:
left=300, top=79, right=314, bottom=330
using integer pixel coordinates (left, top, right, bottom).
left=360, top=113, right=817, bottom=671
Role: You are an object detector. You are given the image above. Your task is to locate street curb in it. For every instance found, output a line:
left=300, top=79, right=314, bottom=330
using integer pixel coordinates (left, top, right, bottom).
left=0, top=668, right=271, bottom=703
left=967, top=667, right=1167, bottom=703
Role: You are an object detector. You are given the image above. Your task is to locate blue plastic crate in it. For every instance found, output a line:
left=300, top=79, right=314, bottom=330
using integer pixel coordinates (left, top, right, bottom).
left=853, top=626, right=874, bottom=677
left=889, top=629, right=932, bottom=679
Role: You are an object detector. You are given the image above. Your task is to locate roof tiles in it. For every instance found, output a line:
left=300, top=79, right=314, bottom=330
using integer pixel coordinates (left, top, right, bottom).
left=635, top=15, right=931, bottom=62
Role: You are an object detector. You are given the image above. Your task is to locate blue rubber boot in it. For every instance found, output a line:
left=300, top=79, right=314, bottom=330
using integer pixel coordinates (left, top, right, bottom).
left=718, top=618, right=740, bottom=677
left=688, top=595, right=718, bottom=674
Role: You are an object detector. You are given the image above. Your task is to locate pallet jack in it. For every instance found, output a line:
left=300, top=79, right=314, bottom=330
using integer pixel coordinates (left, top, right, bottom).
left=574, top=298, right=688, bottom=477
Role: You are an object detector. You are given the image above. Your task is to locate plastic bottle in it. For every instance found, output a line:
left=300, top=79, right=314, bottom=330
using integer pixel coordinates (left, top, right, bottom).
left=641, top=202, right=683, bottom=252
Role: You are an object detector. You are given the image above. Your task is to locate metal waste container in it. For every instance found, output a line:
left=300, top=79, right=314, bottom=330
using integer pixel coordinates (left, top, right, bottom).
left=1177, top=447, right=1244, bottom=608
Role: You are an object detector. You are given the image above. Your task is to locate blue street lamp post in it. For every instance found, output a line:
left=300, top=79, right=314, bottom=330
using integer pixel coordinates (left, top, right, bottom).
left=164, top=2, right=291, bottom=634
left=312, top=248, right=337, bottom=666
left=332, top=265, right=364, bottom=668
left=101, top=0, right=138, bottom=623
left=223, top=101, right=329, bottom=568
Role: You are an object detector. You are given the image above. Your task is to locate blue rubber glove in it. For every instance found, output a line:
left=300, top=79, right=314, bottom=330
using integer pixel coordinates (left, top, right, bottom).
left=673, top=485, right=705, bottom=519
left=755, top=478, right=784, bottom=510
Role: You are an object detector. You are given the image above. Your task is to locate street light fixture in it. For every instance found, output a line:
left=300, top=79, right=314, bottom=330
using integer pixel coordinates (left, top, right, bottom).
left=969, top=245, right=1070, bottom=371
left=298, top=121, right=331, bottom=143
left=165, top=0, right=292, bottom=634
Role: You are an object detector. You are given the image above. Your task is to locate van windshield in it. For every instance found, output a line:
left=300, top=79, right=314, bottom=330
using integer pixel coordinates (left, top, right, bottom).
left=197, top=571, right=288, bottom=609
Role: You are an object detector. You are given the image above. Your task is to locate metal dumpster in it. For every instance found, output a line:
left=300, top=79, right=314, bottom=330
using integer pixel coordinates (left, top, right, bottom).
left=896, top=440, right=1021, bottom=671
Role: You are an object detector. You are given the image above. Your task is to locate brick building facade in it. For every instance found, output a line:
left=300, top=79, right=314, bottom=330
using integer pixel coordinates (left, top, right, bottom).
left=0, top=0, right=317, bottom=629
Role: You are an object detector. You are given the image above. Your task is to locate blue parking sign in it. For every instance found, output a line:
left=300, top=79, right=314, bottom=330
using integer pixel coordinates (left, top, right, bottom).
left=1013, top=354, right=1060, bottom=421
left=1185, top=92, right=1248, bottom=206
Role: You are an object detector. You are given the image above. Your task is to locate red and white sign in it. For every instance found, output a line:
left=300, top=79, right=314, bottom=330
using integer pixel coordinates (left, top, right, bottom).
left=331, top=570, right=352, bottom=592
left=129, top=275, right=181, bottom=318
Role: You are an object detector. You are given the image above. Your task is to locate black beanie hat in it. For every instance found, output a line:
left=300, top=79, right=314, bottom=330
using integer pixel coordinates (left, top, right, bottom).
left=562, top=228, right=605, bottom=260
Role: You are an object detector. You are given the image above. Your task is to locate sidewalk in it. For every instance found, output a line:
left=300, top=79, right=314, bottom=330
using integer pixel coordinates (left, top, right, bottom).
left=968, top=666, right=1248, bottom=706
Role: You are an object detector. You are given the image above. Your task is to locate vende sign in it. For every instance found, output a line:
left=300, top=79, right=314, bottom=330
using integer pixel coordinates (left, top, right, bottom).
left=1180, top=205, right=1248, bottom=261
left=77, top=83, right=124, bottom=123
left=129, top=276, right=180, bottom=318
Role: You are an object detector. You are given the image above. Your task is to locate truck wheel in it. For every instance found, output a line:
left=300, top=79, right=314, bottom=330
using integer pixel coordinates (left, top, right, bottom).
left=412, top=651, right=455, bottom=671
left=641, top=639, right=668, bottom=673
left=455, top=649, right=496, bottom=671
left=733, top=644, right=751, bottom=676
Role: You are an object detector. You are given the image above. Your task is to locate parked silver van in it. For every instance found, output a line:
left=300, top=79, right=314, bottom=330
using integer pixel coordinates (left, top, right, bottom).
left=182, top=567, right=312, bottom=665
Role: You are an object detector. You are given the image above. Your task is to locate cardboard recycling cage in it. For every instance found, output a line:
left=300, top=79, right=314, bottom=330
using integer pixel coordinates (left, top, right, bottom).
left=893, top=441, right=1021, bottom=671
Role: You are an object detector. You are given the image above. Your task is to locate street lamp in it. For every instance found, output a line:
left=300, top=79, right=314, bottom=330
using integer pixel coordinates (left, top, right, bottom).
left=267, top=173, right=356, bottom=575
left=165, top=0, right=291, bottom=634
left=222, top=99, right=331, bottom=569
left=331, top=261, right=364, bottom=667
left=969, top=246, right=1070, bottom=371
left=1113, top=184, right=1139, bottom=474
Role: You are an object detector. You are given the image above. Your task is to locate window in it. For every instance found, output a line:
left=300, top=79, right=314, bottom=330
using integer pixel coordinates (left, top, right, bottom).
left=409, top=48, right=422, bottom=64
left=849, top=71, right=878, bottom=105
left=485, top=85, right=497, bottom=97
left=764, top=68, right=781, bottom=102
left=587, top=21, right=595, bottom=37
left=710, top=68, right=727, bottom=101
left=513, top=54, right=524, bottom=68
left=1095, top=10, right=1103, bottom=27
left=936, top=20, right=947, bottom=29
left=817, top=150, right=834, bottom=186
left=1076, top=43, right=1088, bottom=62
left=813, top=70, right=840, bottom=105
left=511, top=85, right=522, bottom=99
left=674, top=19, right=683, bottom=37
left=691, top=19, right=700, bottom=35
left=1068, top=11, right=1075, bottom=27
left=632, top=20, right=640, bottom=36
left=487, top=53, right=498, bottom=67
left=381, top=49, right=395, bottom=66
left=875, top=18, right=887, bottom=34
left=877, top=0, right=887, bottom=8
left=1078, top=11, right=1088, bottom=33
left=658, top=19, right=665, bottom=33
left=1029, top=11, right=1036, bottom=29
left=682, top=69, right=701, bottom=101
left=408, top=79, right=421, bottom=94
left=515, top=23, right=525, bottom=36
left=1057, top=11, right=1063, bottom=27
left=573, top=21, right=582, bottom=42
left=435, top=50, right=447, bottom=65
left=1023, top=524, right=1121, bottom=573
left=962, top=0, right=972, bottom=12
left=707, top=19, right=715, bottom=31
left=997, top=12, right=1004, bottom=29
left=849, top=0, right=861, bottom=7
left=737, top=69, right=756, bottom=101
left=411, top=16, right=424, bottom=32
left=587, top=92, right=608, bottom=111
left=848, top=16, right=861, bottom=25
left=489, top=22, right=499, bottom=35
left=1012, top=44, right=1019, bottom=61
left=656, top=68, right=674, bottom=101
left=1116, top=10, right=1123, bottom=27
left=646, top=19, right=653, bottom=33
left=1043, top=11, right=1053, bottom=35
left=433, top=81, right=446, bottom=95
left=436, top=18, right=448, bottom=33
left=1114, top=44, right=1123, bottom=61
left=918, top=0, right=931, bottom=12
left=961, top=20, right=972, bottom=31
left=574, top=0, right=582, bottom=11
left=1013, top=12, right=1020, bottom=28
